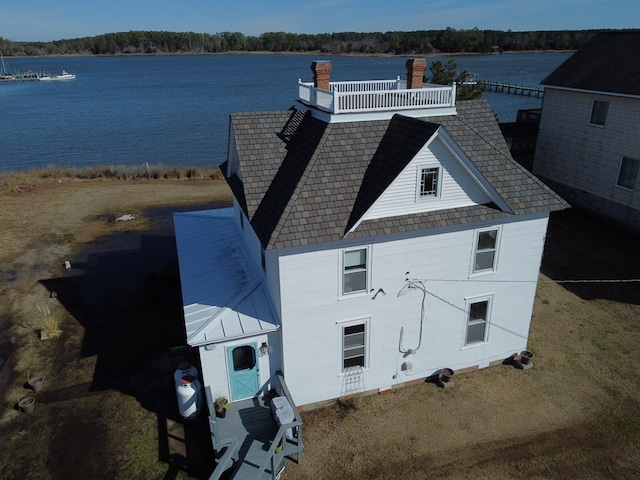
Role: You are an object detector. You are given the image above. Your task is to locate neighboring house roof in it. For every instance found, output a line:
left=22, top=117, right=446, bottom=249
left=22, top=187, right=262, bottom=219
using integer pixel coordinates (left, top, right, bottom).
left=227, top=99, right=569, bottom=250
left=541, top=31, right=640, bottom=96
left=173, top=208, right=279, bottom=346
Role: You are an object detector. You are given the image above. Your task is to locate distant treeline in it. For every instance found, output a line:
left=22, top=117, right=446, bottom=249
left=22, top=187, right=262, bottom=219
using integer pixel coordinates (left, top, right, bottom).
left=0, top=28, right=612, bottom=56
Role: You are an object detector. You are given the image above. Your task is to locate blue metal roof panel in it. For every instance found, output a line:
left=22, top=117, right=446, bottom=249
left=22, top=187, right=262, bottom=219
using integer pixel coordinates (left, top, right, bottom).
left=173, top=208, right=279, bottom=346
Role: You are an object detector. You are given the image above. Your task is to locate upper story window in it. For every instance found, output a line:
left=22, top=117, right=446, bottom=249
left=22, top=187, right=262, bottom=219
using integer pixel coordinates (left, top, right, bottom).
left=589, top=100, right=609, bottom=126
left=472, top=228, right=500, bottom=274
left=616, top=157, right=639, bottom=191
left=418, top=165, right=441, bottom=200
left=342, top=247, right=369, bottom=295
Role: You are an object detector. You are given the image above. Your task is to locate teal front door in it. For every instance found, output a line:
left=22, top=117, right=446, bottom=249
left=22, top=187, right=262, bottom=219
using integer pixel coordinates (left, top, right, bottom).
left=227, top=343, right=260, bottom=401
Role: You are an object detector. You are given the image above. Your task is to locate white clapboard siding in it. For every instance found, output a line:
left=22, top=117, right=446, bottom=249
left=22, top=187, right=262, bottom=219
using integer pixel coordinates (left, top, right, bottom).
left=362, top=136, right=493, bottom=222
left=276, top=215, right=549, bottom=406
left=199, top=331, right=282, bottom=405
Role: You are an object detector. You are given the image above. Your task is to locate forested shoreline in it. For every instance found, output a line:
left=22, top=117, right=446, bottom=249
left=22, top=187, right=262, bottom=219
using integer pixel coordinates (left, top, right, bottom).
left=0, top=28, right=615, bottom=57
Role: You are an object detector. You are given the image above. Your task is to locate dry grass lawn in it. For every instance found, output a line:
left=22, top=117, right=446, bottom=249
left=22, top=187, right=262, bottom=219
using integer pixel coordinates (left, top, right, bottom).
left=0, top=173, right=639, bottom=480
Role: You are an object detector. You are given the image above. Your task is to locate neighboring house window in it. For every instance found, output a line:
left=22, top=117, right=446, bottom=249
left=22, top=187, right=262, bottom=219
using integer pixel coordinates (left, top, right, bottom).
left=420, top=166, right=440, bottom=197
left=616, top=157, right=639, bottom=190
left=465, top=297, right=492, bottom=345
left=589, top=100, right=609, bottom=126
left=472, top=228, right=500, bottom=273
left=343, top=248, right=368, bottom=295
left=342, top=322, right=366, bottom=370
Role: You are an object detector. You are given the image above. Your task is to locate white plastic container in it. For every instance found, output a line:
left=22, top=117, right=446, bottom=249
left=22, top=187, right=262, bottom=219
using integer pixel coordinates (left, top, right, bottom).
left=176, top=375, right=202, bottom=419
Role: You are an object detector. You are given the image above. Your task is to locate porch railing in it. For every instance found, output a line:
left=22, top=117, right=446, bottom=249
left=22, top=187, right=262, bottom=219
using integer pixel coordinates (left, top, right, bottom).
left=298, top=79, right=456, bottom=114
left=206, top=372, right=303, bottom=480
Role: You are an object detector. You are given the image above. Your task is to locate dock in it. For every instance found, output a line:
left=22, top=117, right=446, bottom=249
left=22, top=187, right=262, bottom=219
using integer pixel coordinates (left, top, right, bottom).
left=1, top=51, right=47, bottom=82
left=1, top=70, right=46, bottom=82
left=480, top=80, right=544, bottom=97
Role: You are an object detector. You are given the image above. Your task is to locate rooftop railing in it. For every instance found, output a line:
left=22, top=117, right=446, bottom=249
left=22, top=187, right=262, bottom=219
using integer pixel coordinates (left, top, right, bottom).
left=298, top=78, right=456, bottom=114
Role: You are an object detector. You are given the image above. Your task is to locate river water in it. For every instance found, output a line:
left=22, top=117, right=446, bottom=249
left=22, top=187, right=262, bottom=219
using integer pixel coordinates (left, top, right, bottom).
left=0, top=52, right=571, bottom=172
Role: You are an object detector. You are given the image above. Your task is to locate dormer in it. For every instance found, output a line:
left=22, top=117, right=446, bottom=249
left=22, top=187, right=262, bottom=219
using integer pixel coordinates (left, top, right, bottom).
left=296, top=58, right=457, bottom=123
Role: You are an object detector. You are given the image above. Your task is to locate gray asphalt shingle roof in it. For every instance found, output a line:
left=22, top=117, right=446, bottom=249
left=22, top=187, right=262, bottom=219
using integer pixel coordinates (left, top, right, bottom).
left=227, top=98, right=568, bottom=250
left=541, top=31, right=640, bottom=96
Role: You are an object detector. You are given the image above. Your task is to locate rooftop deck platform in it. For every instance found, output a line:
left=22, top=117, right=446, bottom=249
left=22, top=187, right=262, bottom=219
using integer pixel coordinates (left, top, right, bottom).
left=297, top=78, right=457, bottom=121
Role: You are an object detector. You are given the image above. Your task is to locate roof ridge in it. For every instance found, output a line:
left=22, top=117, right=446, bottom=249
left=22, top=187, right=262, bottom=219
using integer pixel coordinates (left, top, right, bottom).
left=455, top=110, right=568, bottom=212
left=262, top=112, right=333, bottom=247
left=453, top=112, right=519, bottom=211
left=266, top=118, right=333, bottom=248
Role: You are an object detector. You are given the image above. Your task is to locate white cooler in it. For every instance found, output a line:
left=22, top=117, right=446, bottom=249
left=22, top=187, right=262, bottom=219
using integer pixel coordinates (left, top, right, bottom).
left=270, top=396, right=295, bottom=439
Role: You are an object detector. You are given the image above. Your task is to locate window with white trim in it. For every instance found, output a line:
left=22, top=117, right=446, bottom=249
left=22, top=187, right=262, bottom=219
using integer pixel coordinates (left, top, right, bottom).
left=342, top=322, right=366, bottom=370
left=465, top=297, right=491, bottom=345
left=589, top=100, right=609, bottom=126
left=419, top=166, right=440, bottom=198
left=616, top=157, right=639, bottom=190
left=472, top=228, right=499, bottom=273
left=342, top=248, right=368, bottom=295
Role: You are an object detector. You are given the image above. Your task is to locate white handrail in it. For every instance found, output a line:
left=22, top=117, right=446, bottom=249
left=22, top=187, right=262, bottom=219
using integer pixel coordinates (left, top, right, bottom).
left=298, top=80, right=456, bottom=114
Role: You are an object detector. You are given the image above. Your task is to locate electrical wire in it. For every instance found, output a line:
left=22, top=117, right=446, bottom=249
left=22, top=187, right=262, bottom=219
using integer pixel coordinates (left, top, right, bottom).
left=421, top=278, right=640, bottom=284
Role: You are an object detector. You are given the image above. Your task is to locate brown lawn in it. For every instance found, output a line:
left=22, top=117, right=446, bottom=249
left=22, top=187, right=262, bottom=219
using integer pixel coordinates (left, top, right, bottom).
left=0, top=175, right=639, bottom=480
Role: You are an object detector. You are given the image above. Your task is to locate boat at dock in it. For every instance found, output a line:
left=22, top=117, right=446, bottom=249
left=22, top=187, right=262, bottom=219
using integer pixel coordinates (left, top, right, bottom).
left=38, top=70, right=76, bottom=81
left=0, top=51, right=14, bottom=80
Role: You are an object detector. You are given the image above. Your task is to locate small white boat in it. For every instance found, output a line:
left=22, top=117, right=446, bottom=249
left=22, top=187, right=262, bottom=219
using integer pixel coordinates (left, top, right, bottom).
left=39, top=70, right=76, bottom=81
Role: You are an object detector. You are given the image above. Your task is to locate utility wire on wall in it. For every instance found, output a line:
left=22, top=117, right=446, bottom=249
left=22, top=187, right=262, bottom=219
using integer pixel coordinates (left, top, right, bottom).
left=397, top=276, right=427, bottom=354
left=420, top=278, right=640, bottom=284
left=395, top=273, right=635, bottom=354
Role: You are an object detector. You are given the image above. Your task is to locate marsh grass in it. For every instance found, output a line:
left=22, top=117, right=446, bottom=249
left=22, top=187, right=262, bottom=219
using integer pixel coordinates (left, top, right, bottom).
left=34, top=304, right=62, bottom=339
left=0, top=164, right=223, bottom=188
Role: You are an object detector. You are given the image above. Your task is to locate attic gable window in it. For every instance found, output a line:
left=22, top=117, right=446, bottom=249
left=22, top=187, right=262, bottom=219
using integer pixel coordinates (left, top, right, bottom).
left=418, top=165, right=441, bottom=199
left=342, top=247, right=369, bottom=295
left=589, top=100, right=609, bottom=126
left=616, top=157, right=639, bottom=190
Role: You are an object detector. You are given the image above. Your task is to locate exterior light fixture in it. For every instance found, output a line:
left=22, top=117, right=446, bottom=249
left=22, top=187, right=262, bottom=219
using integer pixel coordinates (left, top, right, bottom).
left=259, top=342, right=269, bottom=356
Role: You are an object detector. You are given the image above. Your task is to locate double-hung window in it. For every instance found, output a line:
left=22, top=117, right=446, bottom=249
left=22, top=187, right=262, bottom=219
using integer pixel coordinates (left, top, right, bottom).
left=465, top=297, right=491, bottom=345
left=589, top=100, right=609, bottom=126
left=343, top=248, right=368, bottom=295
left=616, top=157, right=639, bottom=190
left=342, top=322, right=366, bottom=370
left=472, top=228, right=499, bottom=273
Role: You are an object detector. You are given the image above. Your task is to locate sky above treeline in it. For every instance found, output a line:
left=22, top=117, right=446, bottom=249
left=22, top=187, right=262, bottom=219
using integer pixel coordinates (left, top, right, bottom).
left=2, top=0, right=638, bottom=43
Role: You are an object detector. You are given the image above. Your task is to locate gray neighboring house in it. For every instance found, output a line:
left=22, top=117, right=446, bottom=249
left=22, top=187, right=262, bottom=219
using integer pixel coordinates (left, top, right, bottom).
left=533, top=31, right=640, bottom=230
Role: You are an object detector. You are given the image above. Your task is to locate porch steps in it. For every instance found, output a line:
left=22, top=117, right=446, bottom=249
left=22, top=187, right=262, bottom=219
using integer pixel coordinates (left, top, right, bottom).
left=216, top=398, right=281, bottom=479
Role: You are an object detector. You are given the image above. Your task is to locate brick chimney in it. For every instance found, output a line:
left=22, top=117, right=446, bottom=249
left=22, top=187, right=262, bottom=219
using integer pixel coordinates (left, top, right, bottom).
left=311, top=60, right=332, bottom=90
left=406, top=58, right=427, bottom=89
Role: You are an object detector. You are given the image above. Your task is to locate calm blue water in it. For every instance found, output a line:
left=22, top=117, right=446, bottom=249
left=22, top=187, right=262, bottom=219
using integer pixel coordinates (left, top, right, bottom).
left=0, top=52, right=571, bottom=172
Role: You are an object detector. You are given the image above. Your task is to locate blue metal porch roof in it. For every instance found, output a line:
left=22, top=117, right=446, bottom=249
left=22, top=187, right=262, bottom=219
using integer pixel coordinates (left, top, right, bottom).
left=173, top=208, right=279, bottom=346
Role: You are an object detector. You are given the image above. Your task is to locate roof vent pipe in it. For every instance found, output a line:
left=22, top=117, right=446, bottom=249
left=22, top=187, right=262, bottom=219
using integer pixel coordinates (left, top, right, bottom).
left=406, top=58, right=427, bottom=89
left=311, top=60, right=332, bottom=90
